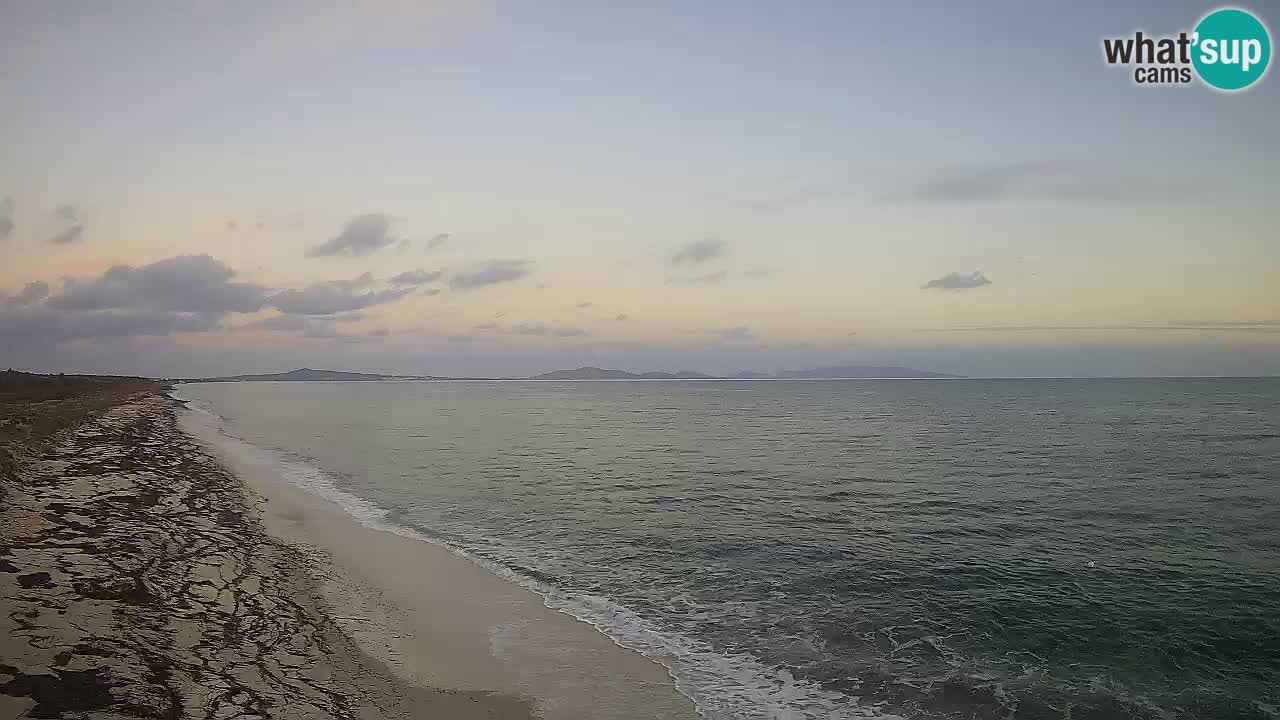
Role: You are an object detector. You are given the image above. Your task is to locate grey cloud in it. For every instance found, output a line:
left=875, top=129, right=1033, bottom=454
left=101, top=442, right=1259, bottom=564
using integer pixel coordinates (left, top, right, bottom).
left=419, top=288, right=441, bottom=296
left=47, top=204, right=85, bottom=245
left=48, top=204, right=85, bottom=245
left=916, top=321, right=1280, bottom=333
left=390, top=269, right=445, bottom=286
left=887, top=162, right=1055, bottom=205
left=449, top=259, right=530, bottom=291
left=49, top=255, right=272, bottom=313
left=427, top=233, right=451, bottom=249
left=576, top=301, right=594, bottom=309
left=252, top=316, right=365, bottom=341
left=226, top=221, right=237, bottom=232
left=252, top=314, right=307, bottom=331
left=251, top=311, right=367, bottom=333
left=0, top=254, right=275, bottom=346
left=474, top=321, right=588, bottom=337
left=367, top=328, right=391, bottom=337
left=0, top=304, right=223, bottom=344
left=271, top=275, right=411, bottom=315
left=670, top=238, right=725, bottom=265
left=667, top=271, right=727, bottom=286
left=305, top=214, right=399, bottom=258
left=5, top=281, right=50, bottom=307
left=504, top=322, right=587, bottom=337
left=739, top=177, right=857, bottom=214
left=922, top=271, right=992, bottom=291
left=0, top=197, right=13, bottom=240
left=615, top=313, right=630, bottom=321
left=48, top=226, right=85, bottom=245
left=345, top=272, right=375, bottom=288
left=884, top=161, right=1180, bottom=206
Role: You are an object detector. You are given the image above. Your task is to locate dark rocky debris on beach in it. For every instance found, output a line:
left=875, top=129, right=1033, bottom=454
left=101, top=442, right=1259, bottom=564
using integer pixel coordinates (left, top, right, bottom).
left=0, top=381, right=529, bottom=719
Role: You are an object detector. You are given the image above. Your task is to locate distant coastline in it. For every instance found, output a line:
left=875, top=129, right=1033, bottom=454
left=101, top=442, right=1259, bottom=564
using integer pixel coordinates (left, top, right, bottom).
left=171, top=364, right=963, bottom=383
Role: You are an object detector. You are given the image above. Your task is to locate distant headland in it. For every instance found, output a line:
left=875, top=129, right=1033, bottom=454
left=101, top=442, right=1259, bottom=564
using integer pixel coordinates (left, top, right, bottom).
left=172, top=365, right=962, bottom=383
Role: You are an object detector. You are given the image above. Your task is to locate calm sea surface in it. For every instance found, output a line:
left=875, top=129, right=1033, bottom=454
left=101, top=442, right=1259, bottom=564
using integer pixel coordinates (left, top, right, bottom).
left=177, top=379, right=1280, bottom=720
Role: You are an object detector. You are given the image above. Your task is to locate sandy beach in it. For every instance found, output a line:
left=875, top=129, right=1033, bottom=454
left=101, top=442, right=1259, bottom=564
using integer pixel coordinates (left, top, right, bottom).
left=181, top=396, right=699, bottom=720
left=1, top=380, right=696, bottom=719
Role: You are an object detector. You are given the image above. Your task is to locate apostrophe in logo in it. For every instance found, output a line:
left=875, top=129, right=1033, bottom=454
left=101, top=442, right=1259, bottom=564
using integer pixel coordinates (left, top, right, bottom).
left=1191, top=8, right=1271, bottom=91
left=1102, top=6, right=1271, bottom=92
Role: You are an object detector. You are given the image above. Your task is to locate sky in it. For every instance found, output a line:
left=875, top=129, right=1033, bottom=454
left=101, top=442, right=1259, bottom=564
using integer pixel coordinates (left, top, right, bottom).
left=1, top=0, right=1277, bottom=378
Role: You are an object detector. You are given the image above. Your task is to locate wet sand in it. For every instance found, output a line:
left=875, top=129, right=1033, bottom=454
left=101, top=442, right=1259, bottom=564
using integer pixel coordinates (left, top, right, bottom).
left=182, top=397, right=699, bottom=720
left=2, top=381, right=698, bottom=719
left=0, top=385, right=532, bottom=719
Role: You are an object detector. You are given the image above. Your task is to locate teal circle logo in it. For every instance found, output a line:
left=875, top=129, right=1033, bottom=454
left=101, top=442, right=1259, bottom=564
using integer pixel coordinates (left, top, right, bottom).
left=1192, top=8, right=1271, bottom=91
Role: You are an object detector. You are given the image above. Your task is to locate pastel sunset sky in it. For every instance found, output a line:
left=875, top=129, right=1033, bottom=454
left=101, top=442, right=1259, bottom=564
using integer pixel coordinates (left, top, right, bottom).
left=2, top=1, right=1277, bottom=377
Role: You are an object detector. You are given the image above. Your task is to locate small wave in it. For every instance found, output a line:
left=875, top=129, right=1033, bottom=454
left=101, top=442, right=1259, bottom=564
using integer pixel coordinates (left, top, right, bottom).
left=175, top=400, right=903, bottom=720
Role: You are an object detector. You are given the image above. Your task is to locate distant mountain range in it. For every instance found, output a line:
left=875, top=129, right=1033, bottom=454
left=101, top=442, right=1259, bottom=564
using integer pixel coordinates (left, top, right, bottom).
left=179, top=365, right=960, bottom=383
left=531, top=365, right=960, bottom=380
left=183, top=368, right=429, bottom=383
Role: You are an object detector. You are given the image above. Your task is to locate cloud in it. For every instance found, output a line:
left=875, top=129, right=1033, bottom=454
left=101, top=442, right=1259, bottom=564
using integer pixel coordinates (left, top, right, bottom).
left=390, top=268, right=445, bottom=286
left=428, top=232, right=451, bottom=249
left=0, top=306, right=223, bottom=343
left=271, top=275, right=411, bottom=315
left=473, top=321, right=588, bottom=337
left=576, top=301, right=594, bottom=309
left=367, top=328, right=391, bottom=337
left=615, top=313, right=630, bottom=321
left=4, top=281, right=50, bottom=307
left=226, top=221, right=237, bottom=232
left=884, top=161, right=1184, bottom=206
left=667, top=271, right=727, bottom=286
left=670, top=238, right=725, bottom=265
left=47, top=204, right=85, bottom=245
left=886, top=162, right=1056, bottom=205
left=915, top=321, right=1280, bottom=333
left=251, top=311, right=368, bottom=334
left=738, top=177, right=860, bottom=214
left=50, top=254, right=272, bottom=313
left=922, top=271, right=992, bottom=291
left=449, top=259, right=530, bottom=291
left=0, top=197, right=13, bottom=240
left=48, top=226, right=85, bottom=245
left=251, top=313, right=307, bottom=332
left=0, top=254, right=287, bottom=347
left=305, top=214, right=399, bottom=258
left=504, top=322, right=587, bottom=337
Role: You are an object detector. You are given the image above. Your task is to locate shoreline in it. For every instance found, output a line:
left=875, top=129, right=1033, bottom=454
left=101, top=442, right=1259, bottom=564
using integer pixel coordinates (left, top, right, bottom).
left=179, top=394, right=700, bottom=720
left=0, top=387, right=536, bottom=719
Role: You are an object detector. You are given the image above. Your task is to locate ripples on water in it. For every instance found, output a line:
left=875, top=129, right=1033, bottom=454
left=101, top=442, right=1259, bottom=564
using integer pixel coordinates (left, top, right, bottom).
left=179, top=378, right=1280, bottom=720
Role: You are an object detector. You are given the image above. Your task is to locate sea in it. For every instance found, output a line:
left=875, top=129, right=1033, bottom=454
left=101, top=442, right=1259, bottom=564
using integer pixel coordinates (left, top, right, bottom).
left=174, top=378, right=1280, bottom=720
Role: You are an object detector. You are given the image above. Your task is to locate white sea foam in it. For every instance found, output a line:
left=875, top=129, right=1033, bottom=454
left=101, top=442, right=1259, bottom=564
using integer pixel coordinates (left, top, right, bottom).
left=172, top=389, right=903, bottom=720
